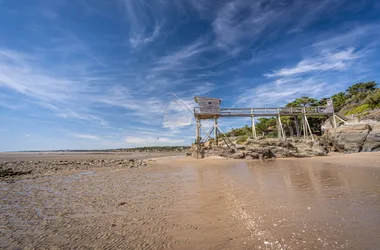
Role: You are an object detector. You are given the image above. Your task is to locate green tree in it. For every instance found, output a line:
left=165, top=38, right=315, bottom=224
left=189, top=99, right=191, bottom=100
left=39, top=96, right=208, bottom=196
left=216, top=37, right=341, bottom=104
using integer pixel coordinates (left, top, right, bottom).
left=295, top=96, right=318, bottom=107
left=331, top=92, right=347, bottom=112
left=286, top=96, right=318, bottom=107
left=365, top=88, right=380, bottom=109
left=255, top=117, right=276, bottom=135
left=346, top=81, right=377, bottom=97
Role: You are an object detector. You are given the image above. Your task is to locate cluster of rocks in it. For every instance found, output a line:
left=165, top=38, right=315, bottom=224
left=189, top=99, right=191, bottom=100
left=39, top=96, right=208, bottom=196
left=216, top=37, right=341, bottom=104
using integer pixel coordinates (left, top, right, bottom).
left=322, top=123, right=380, bottom=153
left=190, top=137, right=328, bottom=159
left=0, top=159, right=148, bottom=179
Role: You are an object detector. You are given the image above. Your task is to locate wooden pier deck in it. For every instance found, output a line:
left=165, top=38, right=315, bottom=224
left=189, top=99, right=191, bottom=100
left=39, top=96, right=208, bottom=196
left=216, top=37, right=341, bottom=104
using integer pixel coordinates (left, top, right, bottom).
left=194, top=106, right=333, bottom=119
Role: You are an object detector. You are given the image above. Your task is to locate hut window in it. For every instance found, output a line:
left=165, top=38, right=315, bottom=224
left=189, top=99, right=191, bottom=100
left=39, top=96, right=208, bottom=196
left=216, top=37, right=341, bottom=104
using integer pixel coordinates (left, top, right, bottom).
left=208, top=101, right=212, bottom=105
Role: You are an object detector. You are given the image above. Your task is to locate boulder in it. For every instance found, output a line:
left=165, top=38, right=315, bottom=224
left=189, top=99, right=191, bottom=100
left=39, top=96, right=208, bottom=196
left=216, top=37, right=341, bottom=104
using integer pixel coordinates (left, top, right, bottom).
left=328, top=124, right=371, bottom=153
left=362, top=124, right=380, bottom=152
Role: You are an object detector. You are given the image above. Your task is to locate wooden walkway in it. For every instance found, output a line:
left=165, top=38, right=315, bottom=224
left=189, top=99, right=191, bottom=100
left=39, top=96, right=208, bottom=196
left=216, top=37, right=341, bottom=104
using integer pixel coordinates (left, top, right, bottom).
left=194, top=106, right=333, bottom=119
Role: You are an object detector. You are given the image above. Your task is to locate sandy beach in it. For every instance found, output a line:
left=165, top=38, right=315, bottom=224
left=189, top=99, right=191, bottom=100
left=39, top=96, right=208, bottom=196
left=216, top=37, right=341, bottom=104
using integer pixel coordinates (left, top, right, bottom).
left=1, top=152, right=380, bottom=249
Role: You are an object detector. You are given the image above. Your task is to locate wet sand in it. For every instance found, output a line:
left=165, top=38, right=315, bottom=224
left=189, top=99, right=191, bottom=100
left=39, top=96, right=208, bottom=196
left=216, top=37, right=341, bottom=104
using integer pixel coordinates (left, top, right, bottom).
left=1, top=153, right=380, bottom=249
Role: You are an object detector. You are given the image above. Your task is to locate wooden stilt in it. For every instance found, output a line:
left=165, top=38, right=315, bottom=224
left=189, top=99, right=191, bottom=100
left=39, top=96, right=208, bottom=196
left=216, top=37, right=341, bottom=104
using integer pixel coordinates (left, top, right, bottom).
left=201, top=124, right=214, bottom=143
left=214, top=117, right=218, bottom=145
left=302, top=110, right=307, bottom=139
left=278, top=115, right=285, bottom=140
left=251, top=112, right=257, bottom=138
left=333, top=114, right=337, bottom=128
left=304, top=115, right=314, bottom=141
left=196, top=118, right=200, bottom=159
left=276, top=115, right=281, bottom=139
left=295, top=116, right=300, bottom=137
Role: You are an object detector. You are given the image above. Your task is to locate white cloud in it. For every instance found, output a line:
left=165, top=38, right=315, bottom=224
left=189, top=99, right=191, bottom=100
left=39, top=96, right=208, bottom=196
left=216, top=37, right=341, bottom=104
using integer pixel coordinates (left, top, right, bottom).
left=122, top=0, right=164, bottom=48
left=152, top=37, right=210, bottom=72
left=124, top=136, right=185, bottom=146
left=237, top=77, right=331, bottom=107
left=212, top=1, right=277, bottom=53
left=71, top=134, right=100, bottom=140
left=0, top=49, right=76, bottom=102
left=264, top=48, right=359, bottom=78
left=211, top=0, right=338, bottom=54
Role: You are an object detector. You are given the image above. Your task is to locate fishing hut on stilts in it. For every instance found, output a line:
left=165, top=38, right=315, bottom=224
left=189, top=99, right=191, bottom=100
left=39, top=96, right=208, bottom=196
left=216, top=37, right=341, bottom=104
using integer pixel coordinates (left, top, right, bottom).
left=194, top=96, right=344, bottom=158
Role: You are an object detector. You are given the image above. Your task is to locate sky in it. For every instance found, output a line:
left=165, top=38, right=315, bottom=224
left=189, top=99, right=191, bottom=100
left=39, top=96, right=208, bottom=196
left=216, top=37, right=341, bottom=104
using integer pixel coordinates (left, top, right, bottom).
left=1, top=0, right=380, bottom=151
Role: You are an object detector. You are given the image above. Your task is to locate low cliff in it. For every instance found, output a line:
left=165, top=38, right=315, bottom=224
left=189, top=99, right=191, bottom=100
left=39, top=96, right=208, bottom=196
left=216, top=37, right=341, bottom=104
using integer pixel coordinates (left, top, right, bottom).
left=191, top=137, right=328, bottom=159
left=322, top=123, right=380, bottom=153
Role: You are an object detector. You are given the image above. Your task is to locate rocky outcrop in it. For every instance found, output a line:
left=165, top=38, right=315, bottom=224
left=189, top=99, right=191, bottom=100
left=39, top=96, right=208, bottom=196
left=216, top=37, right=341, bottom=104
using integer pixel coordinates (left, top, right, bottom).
left=190, top=137, right=328, bottom=160
left=323, top=123, right=380, bottom=153
left=0, top=159, right=149, bottom=179
left=362, top=124, right=380, bottom=152
left=325, top=124, right=371, bottom=153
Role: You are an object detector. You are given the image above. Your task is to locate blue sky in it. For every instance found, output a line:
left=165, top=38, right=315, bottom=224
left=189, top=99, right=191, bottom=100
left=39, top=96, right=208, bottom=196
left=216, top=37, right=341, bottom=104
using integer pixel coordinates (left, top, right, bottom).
left=1, top=0, right=380, bottom=151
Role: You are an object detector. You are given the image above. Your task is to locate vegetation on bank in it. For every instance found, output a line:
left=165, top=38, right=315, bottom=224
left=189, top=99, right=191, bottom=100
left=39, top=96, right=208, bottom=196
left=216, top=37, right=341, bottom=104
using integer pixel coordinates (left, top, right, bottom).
left=224, top=81, right=379, bottom=140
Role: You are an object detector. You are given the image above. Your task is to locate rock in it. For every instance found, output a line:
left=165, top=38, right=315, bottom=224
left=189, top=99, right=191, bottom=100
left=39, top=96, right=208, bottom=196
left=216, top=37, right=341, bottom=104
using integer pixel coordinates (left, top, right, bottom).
left=190, top=137, right=328, bottom=160
left=0, top=168, right=32, bottom=178
left=203, top=140, right=213, bottom=149
left=362, top=124, right=380, bottom=152
left=328, top=124, right=371, bottom=153
left=235, top=145, right=246, bottom=150
left=231, top=152, right=246, bottom=159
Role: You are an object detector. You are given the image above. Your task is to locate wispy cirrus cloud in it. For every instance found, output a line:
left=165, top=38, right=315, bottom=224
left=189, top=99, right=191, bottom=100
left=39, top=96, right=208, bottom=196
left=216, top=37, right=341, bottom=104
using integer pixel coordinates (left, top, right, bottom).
left=264, top=47, right=361, bottom=78
left=237, top=77, right=331, bottom=107
left=237, top=26, right=378, bottom=108
left=211, top=0, right=342, bottom=54
left=122, top=0, right=166, bottom=48
left=71, top=134, right=100, bottom=140
left=124, top=136, right=184, bottom=146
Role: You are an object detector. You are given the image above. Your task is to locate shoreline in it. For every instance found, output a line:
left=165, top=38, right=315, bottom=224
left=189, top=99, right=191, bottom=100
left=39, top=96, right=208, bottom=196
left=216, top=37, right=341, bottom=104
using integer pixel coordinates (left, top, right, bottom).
left=1, top=151, right=379, bottom=180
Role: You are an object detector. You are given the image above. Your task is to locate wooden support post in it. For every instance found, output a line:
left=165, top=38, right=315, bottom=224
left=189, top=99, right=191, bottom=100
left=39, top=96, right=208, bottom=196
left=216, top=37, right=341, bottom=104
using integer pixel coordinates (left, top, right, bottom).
left=276, top=115, right=281, bottom=139
left=302, top=108, right=307, bottom=139
left=304, top=115, right=314, bottom=141
left=251, top=112, right=257, bottom=138
left=201, top=124, right=214, bottom=143
left=196, top=118, right=200, bottom=159
left=196, top=118, right=200, bottom=144
left=295, top=116, right=300, bottom=137
left=214, top=117, right=218, bottom=145
left=333, top=114, right=337, bottom=128
left=278, top=115, right=285, bottom=140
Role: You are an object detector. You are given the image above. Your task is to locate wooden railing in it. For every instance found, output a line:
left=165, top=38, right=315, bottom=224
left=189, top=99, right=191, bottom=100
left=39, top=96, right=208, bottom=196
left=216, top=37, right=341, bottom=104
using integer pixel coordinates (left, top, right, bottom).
left=194, top=106, right=333, bottom=117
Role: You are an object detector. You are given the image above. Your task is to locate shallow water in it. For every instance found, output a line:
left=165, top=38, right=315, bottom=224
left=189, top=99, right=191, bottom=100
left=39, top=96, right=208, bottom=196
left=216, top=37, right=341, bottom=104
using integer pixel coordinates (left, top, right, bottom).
left=1, top=155, right=379, bottom=249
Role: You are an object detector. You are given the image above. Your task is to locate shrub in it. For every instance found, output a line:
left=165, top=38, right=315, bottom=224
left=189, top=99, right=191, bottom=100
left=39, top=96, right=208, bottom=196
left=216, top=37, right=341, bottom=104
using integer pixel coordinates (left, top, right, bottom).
left=345, top=104, right=371, bottom=115
left=236, top=135, right=249, bottom=144
left=365, top=89, right=380, bottom=109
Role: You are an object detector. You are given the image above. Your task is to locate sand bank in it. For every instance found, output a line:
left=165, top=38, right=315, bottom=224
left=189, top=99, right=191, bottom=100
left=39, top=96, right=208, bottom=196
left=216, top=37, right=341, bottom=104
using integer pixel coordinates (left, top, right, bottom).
left=1, top=152, right=379, bottom=249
